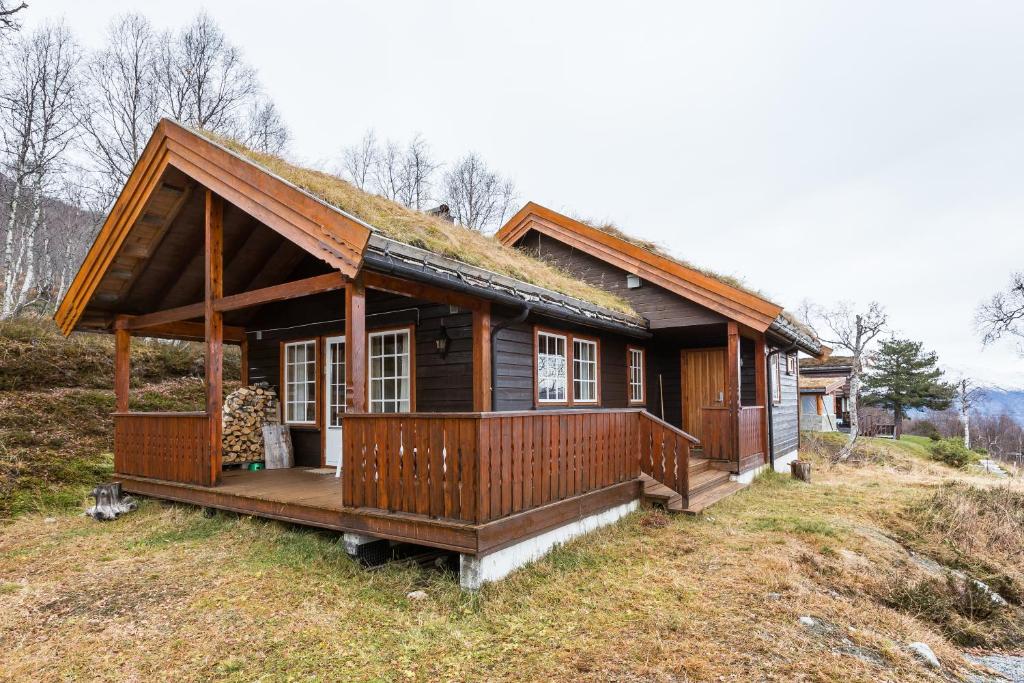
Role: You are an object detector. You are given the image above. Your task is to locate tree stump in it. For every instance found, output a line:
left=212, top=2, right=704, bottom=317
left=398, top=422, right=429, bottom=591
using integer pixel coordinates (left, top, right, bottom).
left=790, top=460, right=812, bottom=483
left=86, top=483, right=138, bottom=521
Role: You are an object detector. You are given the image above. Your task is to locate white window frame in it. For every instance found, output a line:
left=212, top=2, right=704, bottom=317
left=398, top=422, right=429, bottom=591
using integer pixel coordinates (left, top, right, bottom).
left=283, top=339, right=318, bottom=425
left=536, top=331, right=569, bottom=404
left=771, top=354, right=783, bottom=405
left=573, top=337, right=599, bottom=404
left=368, top=328, right=413, bottom=414
left=628, top=347, right=645, bottom=405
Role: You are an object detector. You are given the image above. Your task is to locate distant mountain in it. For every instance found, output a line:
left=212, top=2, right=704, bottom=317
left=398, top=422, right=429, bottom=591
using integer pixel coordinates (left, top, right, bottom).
left=973, top=388, right=1024, bottom=422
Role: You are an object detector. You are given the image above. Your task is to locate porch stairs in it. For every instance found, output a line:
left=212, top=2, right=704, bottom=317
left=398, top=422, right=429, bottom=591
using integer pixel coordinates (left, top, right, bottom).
left=640, top=456, right=745, bottom=515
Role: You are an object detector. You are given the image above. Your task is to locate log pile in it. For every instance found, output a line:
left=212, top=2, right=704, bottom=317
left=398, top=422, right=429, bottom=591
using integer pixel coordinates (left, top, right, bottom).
left=222, top=383, right=280, bottom=464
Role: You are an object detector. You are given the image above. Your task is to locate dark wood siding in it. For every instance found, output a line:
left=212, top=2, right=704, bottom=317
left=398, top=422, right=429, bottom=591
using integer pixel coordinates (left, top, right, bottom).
left=645, top=344, right=682, bottom=428
left=740, top=337, right=755, bottom=407
left=516, top=231, right=725, bottom=329
left=491, top=307, right=639, bottom=412
left=769, top=346, right=799, bottom=458
left=244, top=289, right=473, bottom=466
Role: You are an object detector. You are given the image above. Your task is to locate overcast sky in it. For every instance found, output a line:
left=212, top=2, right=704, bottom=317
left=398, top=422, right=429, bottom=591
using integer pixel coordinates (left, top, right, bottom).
left=31, top=1, right=1024, bottom=386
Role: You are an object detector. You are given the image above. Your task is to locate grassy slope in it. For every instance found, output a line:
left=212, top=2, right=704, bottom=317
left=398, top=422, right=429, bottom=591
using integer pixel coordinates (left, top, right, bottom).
left=0, top=319, right=239, bottom=517
left=2, top=431, right=1021, bottom=682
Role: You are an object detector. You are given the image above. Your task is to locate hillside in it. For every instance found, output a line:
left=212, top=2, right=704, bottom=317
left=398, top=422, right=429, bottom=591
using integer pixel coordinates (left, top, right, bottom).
left=1, top=320, right=1022, bottom=681
left=0, top=318, right=239, bottom=517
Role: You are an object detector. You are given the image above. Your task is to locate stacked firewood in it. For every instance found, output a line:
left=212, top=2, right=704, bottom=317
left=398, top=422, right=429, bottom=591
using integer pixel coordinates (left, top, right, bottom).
left=222, top=383, right=280, bottom=464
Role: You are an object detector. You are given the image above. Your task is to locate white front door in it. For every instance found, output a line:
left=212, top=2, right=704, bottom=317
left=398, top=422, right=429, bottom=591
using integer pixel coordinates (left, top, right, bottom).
left=324, top=336, right=346, bottom=470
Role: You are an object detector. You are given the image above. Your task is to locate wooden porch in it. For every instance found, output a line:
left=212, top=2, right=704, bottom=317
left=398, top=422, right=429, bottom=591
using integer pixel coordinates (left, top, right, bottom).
left=115, top=408, right=711, bottom=553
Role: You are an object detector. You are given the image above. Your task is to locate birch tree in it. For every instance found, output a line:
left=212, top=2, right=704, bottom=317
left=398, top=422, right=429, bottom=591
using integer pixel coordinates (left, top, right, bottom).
left=396, top=134, right=438, bottom=210
left=1, top=22, right=81, bottom=318
left=239, top=97, right=288, bottom=154
left=977, top=272, right=1024, bottom=354
left=79, top=13, right=162, bottom=207
left=954, top=377, right=984, bottom=449
left=441, top=152, right=517, bottom=232
left=0, top=1, right=27, bottom=41
left=801, top=300, right=887, bottom=460
left=340, top=130, right=377, bottom=190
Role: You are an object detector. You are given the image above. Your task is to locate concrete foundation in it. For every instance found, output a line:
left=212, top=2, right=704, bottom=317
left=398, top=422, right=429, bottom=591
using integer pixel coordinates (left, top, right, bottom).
left=730, top=449, right=800, bottom=485
left=459, top=499, right=639, bottom=590
left=342, top=532, right=379, bottom=556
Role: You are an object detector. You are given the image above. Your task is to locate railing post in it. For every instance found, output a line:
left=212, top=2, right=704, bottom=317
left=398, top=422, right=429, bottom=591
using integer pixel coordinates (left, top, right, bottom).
left=205, top=189, right=223, bottom=487
left=114, top=315, right=131, bottom=413
left=472, top=303, right=491, bottom=412
left=755, top=334, right=769, bottom=463
left=345, top=275, right=366, bottom=414
left=727, top=322, right=740, bottom=470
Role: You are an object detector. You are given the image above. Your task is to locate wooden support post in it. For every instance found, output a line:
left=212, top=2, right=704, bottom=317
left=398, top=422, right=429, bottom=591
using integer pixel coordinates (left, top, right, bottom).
left=472, top=302, right=492, bottom=412
left=240, top=335, right=249, bottom=386
left=114, top=316, right=131, bottom=413
left=205, top=190, right=224, bottom=487
left=755, top=334, right=768, bottom=463
left=726, top=322, right=740, bottom=469
left=345, top=276, right=367, bottom=413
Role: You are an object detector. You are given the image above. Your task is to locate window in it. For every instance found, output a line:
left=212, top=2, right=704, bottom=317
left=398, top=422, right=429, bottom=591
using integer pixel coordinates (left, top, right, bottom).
left=283, top=340, right=317, bottom=424
left=628, top=347, right=645, bottom=404
left=771, top=354, right=782, bottom=404
left=369, top=328, right=412, bottom=413
left=786, top=354, right=796, bottom=375
left=537, top=332, right=568, bottom=403
left=327, top=338, right=346, bottom=427
left=573, top=338, right=599, bottom=403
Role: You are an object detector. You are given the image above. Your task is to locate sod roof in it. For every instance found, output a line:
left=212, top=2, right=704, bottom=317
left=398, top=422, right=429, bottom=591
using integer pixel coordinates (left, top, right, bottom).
left=193, top=129, right=635, bottom=317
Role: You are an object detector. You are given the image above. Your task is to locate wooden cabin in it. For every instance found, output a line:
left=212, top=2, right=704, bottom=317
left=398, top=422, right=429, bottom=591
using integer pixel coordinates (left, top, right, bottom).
left=56, top=120, right=823, bottom=588
left=799, top=356, right=854, bottom=431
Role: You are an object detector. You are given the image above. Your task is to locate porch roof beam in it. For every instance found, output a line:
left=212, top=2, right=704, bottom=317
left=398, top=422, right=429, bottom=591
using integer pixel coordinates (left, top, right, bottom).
left=120, top=271, right=348, bottom=331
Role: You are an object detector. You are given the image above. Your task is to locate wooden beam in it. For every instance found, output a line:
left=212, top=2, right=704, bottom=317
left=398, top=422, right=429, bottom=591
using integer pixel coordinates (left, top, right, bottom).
left=114, top=317, right=131, bottom=413
left=363, top=271, right=486, bottom=312
left=205, top=190, right=224, bottom=487
left=726, top=322, right=740, bottom=467
left=345, top=276, right=367, bottom=413
left=472, top=303, right=492, bottom=412
left=214, top=272, right=346, bottom=313
left=755, top=334, right=769, bottom=463
left=125, top=320, right=244, bottom=344
left=124, top=272, right=346, bottom=331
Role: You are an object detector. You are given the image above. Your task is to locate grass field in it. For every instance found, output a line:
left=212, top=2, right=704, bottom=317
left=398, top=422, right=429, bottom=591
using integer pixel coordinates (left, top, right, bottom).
left=2, top=431, right=1021, bottom=682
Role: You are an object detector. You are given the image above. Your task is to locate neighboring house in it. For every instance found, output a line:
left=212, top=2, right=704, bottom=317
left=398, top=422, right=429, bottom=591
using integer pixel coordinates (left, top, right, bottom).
left=55, top=121, right=823, bottom=589
left=799, top=355, right=853, bottom=432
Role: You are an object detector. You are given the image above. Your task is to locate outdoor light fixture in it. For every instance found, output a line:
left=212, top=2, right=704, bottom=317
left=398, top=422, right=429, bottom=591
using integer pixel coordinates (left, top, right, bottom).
left=435, top=322, right=451, bottom=358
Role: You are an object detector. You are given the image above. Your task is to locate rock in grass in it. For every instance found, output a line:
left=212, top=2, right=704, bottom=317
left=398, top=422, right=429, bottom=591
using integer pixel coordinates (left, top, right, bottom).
left=407, top=590, right=427, bottom=601
left=908, top=642, right=940, bottom=669
left=799, top=616, right=816, bottom=627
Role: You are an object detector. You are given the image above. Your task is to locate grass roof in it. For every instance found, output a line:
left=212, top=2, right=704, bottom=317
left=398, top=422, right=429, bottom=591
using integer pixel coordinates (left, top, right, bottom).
left=573, top=216, right=772, bottom=300
left=194, top=130, right=636, bottom=317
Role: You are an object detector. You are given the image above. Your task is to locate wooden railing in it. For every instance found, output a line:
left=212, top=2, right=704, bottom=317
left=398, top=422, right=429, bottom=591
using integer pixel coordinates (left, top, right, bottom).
left=700, top=405, right=765, bottom=470
left=343, top=409, right=693, bottom=525
left=638, top=411, right=696, bottom=497
left=700, top=407, right=732, bottom=460
left=114, top=412, right=212, bottom=486
left=739, top=406, right=765, bottom=460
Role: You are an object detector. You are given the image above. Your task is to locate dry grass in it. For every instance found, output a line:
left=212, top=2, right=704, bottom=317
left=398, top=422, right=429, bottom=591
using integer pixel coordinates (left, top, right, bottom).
left=3, top=431, right=1019, bottom=680
left=195, top=129, right=635, bottom=317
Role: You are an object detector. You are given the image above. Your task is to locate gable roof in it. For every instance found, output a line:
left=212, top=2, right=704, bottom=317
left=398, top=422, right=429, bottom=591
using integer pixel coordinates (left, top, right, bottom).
left=799, top=375, right=847, bottom=394
left=496, top=202, right=785, bottom=332
left=56, top=122, right=637, bottom=335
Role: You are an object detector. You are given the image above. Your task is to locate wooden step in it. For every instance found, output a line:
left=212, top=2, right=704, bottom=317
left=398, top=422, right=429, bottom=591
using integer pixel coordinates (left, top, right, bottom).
left=687, top=468, right=732, bottom=498
left=682, top=480, right=746, bottom=515
left=639, top=474, right=687, bottom=513
left=688, top=457, right=712, bottom=476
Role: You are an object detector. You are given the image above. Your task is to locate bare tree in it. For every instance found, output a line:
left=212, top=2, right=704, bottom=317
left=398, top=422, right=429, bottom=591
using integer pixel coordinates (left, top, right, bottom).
left=801, top=300, right=888, bottom=460
left=396, top=134, right=438, bottom=210
left=977, top=272, right=1024, bottom=354
left=340, top=129, right=377, bottom=190
left=239, top=97, right=288, bottom=154
left=373, top=139, right=404, bottom=201
left=79, top=13, right=161, bottom=206
left=0, top=1, right=27, bottom=41
left=1, top=22, right=82, bottom=318
left=954, top=377, right=985, bottom=450
left=153, top=11, right=258, bottom=132
left=441, top=152, right=517, bottom=231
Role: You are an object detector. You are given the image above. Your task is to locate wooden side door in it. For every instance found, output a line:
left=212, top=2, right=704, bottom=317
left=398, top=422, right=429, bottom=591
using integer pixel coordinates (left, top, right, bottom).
left=680, top=348, right=727, bottom=443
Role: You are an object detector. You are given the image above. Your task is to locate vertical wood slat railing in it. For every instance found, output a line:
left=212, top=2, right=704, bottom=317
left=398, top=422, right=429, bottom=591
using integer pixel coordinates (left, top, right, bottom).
left=699, top=407, right=733, bottom=460
left=114, top=412, right=212, bottom=486
left=638, top=411, right=697, bottom=497
left=739, top=406, right=766, bottom=460
left=342, top=409, right=695, bottom=525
